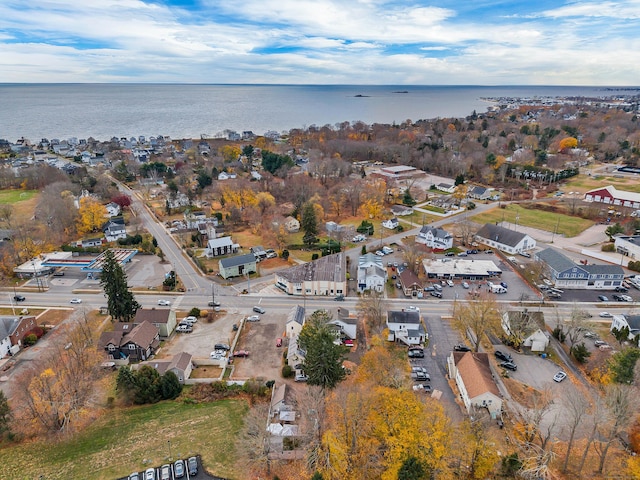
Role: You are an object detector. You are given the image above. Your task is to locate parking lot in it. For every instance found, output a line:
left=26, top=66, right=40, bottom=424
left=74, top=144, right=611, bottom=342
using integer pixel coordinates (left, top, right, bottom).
left=161, top=307, right=284, bottom=382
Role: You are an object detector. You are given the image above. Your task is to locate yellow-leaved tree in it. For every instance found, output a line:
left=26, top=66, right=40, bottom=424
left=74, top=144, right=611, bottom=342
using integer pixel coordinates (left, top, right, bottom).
left=76, top=196, right=106, bottom=235
left=317, top=346, right=453, bottom=479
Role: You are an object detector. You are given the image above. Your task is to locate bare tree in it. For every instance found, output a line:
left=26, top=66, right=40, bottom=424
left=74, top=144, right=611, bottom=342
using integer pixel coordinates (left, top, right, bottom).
left=451, top=293, right=502, bottom=352
left=561, top=388, right=592, bottom=473
left=236, top=401, right=272, bottom=476
left=356, top=291, right=387, bottom=335
left=595, top=384, right=639, bottom=474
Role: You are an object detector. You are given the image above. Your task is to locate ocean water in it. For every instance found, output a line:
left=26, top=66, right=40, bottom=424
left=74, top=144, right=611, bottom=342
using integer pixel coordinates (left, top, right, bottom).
left=0, top=84, right=624, bottom=142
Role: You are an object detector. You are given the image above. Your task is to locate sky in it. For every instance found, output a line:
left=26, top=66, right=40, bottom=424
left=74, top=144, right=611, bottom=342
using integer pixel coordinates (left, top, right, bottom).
left=0, top=0, right=639, bottom=85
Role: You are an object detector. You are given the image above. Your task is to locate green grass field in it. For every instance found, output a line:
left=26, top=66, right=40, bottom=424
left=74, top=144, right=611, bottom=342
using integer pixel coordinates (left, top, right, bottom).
left=0, top=189, right=38, bottom=204
left=0, top=398, right=247, bottom=480
left=470, top=204, right=594, bottom=238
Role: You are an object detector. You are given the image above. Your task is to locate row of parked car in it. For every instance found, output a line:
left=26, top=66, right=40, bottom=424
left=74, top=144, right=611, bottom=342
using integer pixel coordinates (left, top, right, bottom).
left=129, top=457, right=197, bottom=480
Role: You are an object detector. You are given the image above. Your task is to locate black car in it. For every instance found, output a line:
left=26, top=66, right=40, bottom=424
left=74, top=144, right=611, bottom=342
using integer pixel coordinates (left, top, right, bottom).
left=615, top=286, right=629, bottom=293
left=208, top=300, right=221, bottom=307
left=13, top=295, right=25, bottom=302
left=612, top=294, right=624, bottom=301
left=453, top=344, right=471, bottom=352
left=494, top=350, right=512, bottom=362
left=444, top=251, right=455, bottom=257
left=500, top=361, right=517, bottom=371
left=430, top=291, right=442, bottom=298
left=408, top=348, right=424, bottom=358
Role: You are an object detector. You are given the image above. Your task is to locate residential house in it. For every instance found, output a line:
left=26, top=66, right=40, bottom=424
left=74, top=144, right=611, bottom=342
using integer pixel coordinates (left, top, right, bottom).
left=467, top=186, right=493, bottom=200
left=275, top=253, right=346, bottom=297
left=166, top=192, right=190, bottom=209
left=0, top=315, right=37, bottom=357
left=76, top=237, right=104, bottom=248
left=134, top=308, right=177, bottom=337
left=584, top=185, right=640, bottom=209
left=436, top=183, right=455, bottom=193
left=284, top=216, right=300, bottom=233
left=184, top=210, right=207, bottom=229
left=105, top=202, right=121, bottom=217
left=325, top=221, right=346, bottom=233
left=328, top=311, right=357, bottom=340
left=416, top=226, right=453, bottom=250
left=357, top=253, right=387, bottom=293
left=447, top=351, right=502, bottom=418
left=250, top=170, right=263, bottom=181
left=386, top=310, right=426, bottom=346
left=219, top=253, right=257, bottom=280
left=535, top=247, right=624, bottom=289
left=501, top=311, right=549, bottom=352
left=610, top=314, right=640, bottom=340
left=474, top=223, right=536, bottom=254
left=206, top=236, right=239, bottom=257
left=390, top=204, right=413, bottom=216
left=98, top=321, right=160, bottom=363
left=382, top=218, right=399, bottom=230
left=143, top=352, right=193, bottom=384
left=286, top=335, right=305, bottom=369
left=103, top=217, right=127, bottom=242
left=285, top=305, right=306, bottom=339
left=398, top=268, right=422, bottom=297
left=217, top=172, right=237, bottom=180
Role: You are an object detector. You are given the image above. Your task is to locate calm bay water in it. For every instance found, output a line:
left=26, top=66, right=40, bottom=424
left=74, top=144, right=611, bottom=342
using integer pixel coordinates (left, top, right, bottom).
left=0, top=84, right=622, bottom=142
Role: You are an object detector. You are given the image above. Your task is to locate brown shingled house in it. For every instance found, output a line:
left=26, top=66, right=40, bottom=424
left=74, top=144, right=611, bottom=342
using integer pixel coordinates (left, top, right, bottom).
left=447, top=351, right=502, bottom=418
left=98, top=320, right=160, bottom=363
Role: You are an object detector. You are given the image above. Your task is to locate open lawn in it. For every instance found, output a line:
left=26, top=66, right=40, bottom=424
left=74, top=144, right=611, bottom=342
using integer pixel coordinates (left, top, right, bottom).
left=470, top=204, right=594, bottom=238
left=0, top=398, right=247, bottom=480
left=0, top=189, right=38, bottom=204
left=563, top=171, right=640, bottom=194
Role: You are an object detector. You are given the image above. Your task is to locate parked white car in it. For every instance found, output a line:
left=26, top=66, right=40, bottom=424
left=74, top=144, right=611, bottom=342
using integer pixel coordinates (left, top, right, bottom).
left=157, top=299, right=171, bottom=306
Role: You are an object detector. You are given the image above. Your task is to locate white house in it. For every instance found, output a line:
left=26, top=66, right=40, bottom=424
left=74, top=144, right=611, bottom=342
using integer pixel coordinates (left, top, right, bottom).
left=416, top=226, right=453, bottom=250
left=103, top=218, right=127, bottom=242
left=447, top=352, right=502, bottom=418
left=474, top=223, right=536, bottom=254
left=386, top=310, right=426, bottom=346
left=275, top=253, right=346, bottom=297
left=285, top=305, right=305, bottom=339
left=328, top=317, right=358, bottom=340
left=610, top=314, right=640, bottom=340
left=436, top=183, right=456, bottom=193
left=382, top=218, right=399, bottom=230
left=501, top=311, right=549, bottom=352
left=206, top=236, right=239, bottom=257
left=105, top=202, right=121, bottom=217
left=390, top=205, right=413, bottom=216
left=357, top=253, right=387, bottom=293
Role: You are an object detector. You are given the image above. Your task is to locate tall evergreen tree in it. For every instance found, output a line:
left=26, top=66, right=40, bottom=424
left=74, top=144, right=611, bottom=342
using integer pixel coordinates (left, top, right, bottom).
left=100, top=249, right=140, bottom=322
left=160, top=371, right=183, bottom=400
left=301, top=202, right=318, bottom=247
left=299, top=310, right=347, bottom=390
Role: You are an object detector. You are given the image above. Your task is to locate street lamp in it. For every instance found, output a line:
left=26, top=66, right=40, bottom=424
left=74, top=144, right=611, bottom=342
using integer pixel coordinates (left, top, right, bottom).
left=167, top=440, right=172, bottom=460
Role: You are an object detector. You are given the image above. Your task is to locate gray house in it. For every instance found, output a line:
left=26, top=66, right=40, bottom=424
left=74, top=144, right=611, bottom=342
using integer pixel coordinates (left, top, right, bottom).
left=219, top=253, right=257, bottom=280
left=535, top=247, right=624, bottom=290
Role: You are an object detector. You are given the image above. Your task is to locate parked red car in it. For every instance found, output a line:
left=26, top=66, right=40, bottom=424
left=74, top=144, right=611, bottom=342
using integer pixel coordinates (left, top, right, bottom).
left=234, top=350, right=250, bottom=357
left=276, top=338, right=282, bottom=347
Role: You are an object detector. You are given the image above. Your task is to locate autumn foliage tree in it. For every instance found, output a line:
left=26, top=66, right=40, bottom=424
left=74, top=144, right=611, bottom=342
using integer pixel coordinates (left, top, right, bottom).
left=76, top=196, right=106, bottom=235
left=451, top=292, right=501, bottom=352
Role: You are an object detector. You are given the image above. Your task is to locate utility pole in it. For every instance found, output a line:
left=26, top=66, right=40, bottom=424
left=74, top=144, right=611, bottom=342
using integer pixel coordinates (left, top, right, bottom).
left=211, top=283, right=216, bottom=305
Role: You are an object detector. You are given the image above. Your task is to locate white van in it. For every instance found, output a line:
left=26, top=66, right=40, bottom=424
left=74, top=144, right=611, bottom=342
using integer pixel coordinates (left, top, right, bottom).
left=490, top=284, right=507, bottom=294
left=382, top=246, right=394, bottom=255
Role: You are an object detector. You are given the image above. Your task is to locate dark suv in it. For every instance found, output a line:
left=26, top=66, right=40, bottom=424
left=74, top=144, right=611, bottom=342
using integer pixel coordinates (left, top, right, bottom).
left=408, top=348, right=424, bottom=358
left=13, top=295, right=25, bottom=302
left=494, top=350, right=513, bottom=362
left=453, top=344, right=471, bottom=352
left=615, top=286, right=629, bottom=293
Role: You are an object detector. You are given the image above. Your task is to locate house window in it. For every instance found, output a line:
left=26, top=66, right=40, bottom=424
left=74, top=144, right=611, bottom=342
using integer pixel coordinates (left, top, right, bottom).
left=108, top=345, right=115, bottom=351
left=128, top=344, right=136, bottom=350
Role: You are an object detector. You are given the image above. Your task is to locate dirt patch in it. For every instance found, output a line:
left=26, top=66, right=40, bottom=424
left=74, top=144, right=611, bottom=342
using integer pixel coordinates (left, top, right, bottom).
left=502, top=376, right=544, bottom=408
left=36, top=308, right=73, bottom=326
